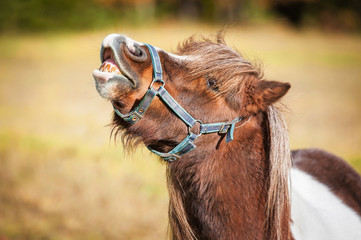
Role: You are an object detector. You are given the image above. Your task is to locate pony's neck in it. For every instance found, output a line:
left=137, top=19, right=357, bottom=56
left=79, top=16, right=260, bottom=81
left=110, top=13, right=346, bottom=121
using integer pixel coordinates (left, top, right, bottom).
left=167, top=112, right=281, bottom=240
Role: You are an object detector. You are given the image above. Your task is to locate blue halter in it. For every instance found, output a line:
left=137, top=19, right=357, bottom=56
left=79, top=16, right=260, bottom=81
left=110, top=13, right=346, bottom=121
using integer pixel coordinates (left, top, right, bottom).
left=113, top=43, right=244, bottom=162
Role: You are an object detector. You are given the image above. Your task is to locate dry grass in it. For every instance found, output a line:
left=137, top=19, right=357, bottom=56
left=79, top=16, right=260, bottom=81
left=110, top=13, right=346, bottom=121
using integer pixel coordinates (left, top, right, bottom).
left=0, top=22, right=360, bottom=239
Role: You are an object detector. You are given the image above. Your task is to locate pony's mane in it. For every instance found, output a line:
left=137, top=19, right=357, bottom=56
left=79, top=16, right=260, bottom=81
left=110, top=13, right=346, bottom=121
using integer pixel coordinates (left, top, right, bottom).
left=266, top=105, right=292, bottom=240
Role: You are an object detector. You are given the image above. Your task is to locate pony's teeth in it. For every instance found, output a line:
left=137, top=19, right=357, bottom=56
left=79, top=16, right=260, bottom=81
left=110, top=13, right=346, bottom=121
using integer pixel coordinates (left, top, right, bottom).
left=99, top=62, right=121, bottom=74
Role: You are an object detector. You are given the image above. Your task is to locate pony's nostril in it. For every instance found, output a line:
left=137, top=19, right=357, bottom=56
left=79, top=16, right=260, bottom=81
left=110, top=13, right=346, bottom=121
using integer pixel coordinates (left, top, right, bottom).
left=125, top=44, right=147, bottom=62
left=127, top=45, right=142, bottom=57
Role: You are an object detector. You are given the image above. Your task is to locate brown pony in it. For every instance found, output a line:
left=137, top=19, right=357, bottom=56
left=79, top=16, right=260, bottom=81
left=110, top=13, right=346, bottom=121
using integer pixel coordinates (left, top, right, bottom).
left=93, top=33, right=361, bottom=240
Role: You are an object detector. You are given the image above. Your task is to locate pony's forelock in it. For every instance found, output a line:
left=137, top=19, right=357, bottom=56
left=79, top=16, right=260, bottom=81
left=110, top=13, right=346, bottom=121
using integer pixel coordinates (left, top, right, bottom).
left=177, top=33, right=264, bottom=111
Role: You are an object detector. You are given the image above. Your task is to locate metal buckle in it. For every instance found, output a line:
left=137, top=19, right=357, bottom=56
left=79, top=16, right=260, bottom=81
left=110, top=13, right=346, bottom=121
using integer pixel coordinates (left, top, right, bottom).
left=218, top=124, right=228, bottom=134
left=134, top=111, right=143, bottom=119
left=166, top=153, right=181, bottom=162
left=130, top=111, right=144, bottom=122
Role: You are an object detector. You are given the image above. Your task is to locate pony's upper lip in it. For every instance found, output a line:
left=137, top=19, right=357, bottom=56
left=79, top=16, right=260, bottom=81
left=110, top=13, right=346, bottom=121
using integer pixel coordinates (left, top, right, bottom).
left=99, top=46, right=136, bottom=87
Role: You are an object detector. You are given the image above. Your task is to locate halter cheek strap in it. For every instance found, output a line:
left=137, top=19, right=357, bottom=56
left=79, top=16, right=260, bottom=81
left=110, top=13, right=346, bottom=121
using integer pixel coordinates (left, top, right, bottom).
left=113, top=43, right=246, bottom=162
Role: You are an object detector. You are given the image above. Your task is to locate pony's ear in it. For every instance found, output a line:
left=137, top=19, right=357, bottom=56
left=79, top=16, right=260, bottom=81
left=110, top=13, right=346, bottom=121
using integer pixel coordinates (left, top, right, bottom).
left=242, top=79, right=290, bottom=114
left=259, top=80, right=290, bottom=106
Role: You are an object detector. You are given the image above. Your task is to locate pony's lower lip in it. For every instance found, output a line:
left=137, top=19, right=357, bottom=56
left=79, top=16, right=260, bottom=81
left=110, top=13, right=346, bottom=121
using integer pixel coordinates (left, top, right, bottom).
left=96, top=54, right=136, bottom=86
left=92, top=69, right=134, bottom=87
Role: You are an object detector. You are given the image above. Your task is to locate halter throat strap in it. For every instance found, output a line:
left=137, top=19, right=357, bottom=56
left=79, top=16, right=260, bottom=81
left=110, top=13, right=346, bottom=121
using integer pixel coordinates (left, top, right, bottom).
left=113, top=43, right=247, bottom=162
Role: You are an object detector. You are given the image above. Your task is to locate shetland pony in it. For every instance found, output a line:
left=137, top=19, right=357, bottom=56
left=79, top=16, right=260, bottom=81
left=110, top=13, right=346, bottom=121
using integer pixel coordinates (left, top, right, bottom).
left=93, top=33, right=361, bottom=240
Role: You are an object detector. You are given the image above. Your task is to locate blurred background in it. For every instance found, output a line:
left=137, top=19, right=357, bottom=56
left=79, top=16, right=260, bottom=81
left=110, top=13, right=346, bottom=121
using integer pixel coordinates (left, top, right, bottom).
left=0, top=0, right=360, bottom=239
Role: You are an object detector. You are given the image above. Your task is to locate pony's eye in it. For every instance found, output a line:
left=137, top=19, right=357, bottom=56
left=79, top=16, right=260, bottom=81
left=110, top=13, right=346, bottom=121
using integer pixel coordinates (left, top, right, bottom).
left=207, top=77, right=219, bottom=92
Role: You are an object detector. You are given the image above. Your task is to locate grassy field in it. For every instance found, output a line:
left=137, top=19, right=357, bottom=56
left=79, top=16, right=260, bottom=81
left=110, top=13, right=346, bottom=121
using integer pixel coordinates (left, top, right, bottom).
left=0, top=22, right=360, bottom=239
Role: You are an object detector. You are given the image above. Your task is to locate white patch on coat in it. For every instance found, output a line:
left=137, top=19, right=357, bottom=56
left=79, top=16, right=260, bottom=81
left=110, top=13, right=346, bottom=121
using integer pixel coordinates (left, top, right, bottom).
left=290, top=168, right=361, bottom=240
left=102, top=33, right=119, bottom=47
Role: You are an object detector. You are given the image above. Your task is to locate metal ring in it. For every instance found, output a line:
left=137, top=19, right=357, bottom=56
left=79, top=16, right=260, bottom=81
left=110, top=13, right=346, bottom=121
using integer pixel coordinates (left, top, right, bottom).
left=150, top=78, right=165, bottom=89
left=187, top=119, right=203, bottom=137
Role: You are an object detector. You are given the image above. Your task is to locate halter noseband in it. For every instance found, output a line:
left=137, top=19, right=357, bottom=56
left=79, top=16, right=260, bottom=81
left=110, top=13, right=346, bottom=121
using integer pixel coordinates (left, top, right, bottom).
left=113, top=43, right=245, bottom=162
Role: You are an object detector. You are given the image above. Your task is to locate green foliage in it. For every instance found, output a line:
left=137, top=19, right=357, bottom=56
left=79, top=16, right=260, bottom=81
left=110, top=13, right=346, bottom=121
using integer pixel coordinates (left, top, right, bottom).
left=0, top=0, right=119, bottom=32
left=1, top=0, right=361, bottom=33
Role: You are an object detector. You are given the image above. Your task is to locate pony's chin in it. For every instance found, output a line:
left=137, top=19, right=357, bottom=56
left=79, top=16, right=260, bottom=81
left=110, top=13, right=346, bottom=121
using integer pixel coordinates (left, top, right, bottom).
left=93, top=69, right=133, bottom=99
